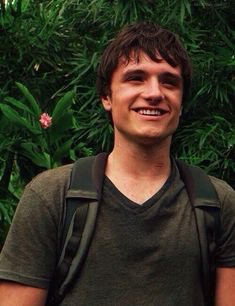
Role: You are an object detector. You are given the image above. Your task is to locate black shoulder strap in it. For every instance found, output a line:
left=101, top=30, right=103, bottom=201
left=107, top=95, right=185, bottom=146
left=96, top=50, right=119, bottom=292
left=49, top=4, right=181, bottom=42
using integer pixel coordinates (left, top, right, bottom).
left=47, top=153, right=108, bottom=305
left=176, top=159, right=220, bottom=306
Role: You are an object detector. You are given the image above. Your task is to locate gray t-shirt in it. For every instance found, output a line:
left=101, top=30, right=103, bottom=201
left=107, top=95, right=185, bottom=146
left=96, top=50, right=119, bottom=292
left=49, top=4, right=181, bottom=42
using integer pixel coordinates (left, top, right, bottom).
left=0, top=161, right=235, bottom=306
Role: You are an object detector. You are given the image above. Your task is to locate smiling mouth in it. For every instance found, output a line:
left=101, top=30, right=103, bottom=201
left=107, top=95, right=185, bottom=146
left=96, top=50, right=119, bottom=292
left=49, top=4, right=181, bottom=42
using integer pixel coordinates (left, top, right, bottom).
left=135, top=109, right=167, bottom=116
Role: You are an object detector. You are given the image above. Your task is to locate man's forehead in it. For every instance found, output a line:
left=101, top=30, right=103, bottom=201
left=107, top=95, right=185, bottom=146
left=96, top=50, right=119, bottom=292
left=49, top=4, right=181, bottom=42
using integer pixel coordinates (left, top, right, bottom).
left=117, top=51, right=182, bottom=75
left=118, top=50, right=163, bottom=64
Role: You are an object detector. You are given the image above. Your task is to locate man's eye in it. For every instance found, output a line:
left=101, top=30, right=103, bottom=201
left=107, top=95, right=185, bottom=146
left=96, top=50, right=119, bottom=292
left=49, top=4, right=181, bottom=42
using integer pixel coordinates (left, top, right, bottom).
left=128, top=76, right=143, bottom=82
left=124, top=74, right=144, bottom=82
left=161, top=76, right=181, bottom=88
left=162, top=80, right=177, bottom=87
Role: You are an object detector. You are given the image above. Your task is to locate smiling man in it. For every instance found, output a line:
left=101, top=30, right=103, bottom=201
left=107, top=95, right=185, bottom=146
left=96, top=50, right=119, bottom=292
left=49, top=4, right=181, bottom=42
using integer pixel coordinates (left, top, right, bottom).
left=0, top=21, right=235, bottom=306
left=102, top=53, right=183, bottom=145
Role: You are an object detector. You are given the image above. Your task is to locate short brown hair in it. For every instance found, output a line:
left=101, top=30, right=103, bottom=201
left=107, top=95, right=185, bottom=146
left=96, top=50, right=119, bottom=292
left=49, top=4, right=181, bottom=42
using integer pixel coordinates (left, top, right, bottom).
left=96, top=21, right=192, bottom=104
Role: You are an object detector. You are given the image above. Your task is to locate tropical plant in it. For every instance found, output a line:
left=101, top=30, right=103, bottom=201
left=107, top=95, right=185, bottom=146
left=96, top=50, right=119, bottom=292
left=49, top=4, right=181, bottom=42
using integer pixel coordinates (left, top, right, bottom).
left=0, top=0, right=234, bottom=246
left=172, top=115, right=235, bottom=184
left=0, top=82, right=79, bottom=169
left=0, top=197, right=16, bottom=249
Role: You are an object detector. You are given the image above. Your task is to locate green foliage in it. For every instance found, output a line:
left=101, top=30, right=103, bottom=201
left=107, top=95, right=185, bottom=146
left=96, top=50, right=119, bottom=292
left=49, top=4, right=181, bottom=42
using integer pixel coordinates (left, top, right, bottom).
left=0, top=0, right=234, bottom=245
left=0, top=83, right=77, bottom=169
left=0, top=198, right=16, bottom=248
left=173, top=115, right=235, bottom=186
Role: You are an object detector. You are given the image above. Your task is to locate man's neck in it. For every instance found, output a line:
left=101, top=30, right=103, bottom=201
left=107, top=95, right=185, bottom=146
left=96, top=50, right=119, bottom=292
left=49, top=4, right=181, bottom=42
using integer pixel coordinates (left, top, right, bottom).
left=105, top=140, right=172, bottom=204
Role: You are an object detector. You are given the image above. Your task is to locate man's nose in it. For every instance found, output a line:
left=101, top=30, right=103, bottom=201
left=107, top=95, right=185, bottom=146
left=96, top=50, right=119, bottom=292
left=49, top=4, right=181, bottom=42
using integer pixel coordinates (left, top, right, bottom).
left=142, top=79, right=164, bottom=103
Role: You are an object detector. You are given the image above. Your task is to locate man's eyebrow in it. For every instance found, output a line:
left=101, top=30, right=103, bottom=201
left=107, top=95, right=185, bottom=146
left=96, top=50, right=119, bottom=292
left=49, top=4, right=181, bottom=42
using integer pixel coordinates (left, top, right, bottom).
left=121, top=69, right=146, bottom=80
left=159, top=72, right=183, bottom=82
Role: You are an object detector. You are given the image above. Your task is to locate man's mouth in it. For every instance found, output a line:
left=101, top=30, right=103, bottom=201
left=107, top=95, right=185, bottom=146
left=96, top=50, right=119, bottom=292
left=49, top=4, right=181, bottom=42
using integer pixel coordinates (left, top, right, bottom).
left=135, top=108, right=167, bottom=116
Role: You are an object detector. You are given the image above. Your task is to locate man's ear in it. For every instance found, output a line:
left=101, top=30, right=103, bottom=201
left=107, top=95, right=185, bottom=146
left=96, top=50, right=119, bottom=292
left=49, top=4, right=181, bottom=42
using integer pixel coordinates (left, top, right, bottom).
left=101, top=95, right=112, bottom=111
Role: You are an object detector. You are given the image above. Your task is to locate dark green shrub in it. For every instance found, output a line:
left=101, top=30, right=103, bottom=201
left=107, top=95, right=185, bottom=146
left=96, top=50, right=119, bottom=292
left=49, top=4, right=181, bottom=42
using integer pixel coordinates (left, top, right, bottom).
left=0, top=0, right=234, bottom=245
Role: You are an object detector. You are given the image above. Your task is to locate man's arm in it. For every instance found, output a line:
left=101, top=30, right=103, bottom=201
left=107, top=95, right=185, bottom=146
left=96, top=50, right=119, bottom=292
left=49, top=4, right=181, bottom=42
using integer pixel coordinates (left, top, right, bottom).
left=215, top=267, right=235, bottom=306
left=0, top=281, right=48, bottom=306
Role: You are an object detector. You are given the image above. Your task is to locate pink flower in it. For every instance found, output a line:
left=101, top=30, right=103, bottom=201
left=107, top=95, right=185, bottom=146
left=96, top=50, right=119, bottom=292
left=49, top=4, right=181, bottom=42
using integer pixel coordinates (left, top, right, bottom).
left=39, top=113, right=52, bottom=129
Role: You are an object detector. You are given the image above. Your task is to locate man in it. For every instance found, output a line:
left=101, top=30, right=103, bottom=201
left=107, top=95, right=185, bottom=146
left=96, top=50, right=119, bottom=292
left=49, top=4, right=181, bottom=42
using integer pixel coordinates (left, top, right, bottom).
left=0, top=21, right=235, bottom=306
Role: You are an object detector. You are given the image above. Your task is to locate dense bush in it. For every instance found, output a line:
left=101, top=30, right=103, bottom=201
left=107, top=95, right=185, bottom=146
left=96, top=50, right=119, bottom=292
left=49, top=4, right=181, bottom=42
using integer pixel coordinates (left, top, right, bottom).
left=0, top=0, right=234, bottom=246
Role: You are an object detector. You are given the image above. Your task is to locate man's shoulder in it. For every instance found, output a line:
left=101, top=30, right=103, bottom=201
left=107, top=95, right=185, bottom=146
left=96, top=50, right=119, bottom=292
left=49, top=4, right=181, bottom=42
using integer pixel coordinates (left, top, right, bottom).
left=176, top=160, right=234, bottom=203
left=208, top=175, right=235, bottom=203
left=26, top=163, right=74, bottom=195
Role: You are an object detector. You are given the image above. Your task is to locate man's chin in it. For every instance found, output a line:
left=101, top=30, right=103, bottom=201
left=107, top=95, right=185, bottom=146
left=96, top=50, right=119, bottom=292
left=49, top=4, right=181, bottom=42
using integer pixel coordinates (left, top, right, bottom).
left=134, top=134, right=173, bottom=148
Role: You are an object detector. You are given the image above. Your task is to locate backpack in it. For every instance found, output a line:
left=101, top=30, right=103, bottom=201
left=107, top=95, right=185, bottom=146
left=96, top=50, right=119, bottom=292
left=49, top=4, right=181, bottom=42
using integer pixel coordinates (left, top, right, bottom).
left=47, top=152, right=220, bottom=306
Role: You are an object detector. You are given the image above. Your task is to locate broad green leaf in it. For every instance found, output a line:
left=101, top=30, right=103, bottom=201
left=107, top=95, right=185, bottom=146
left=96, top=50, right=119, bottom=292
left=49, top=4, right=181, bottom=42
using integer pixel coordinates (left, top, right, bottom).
left=49, top=111, right=74, bottom=142
left=5, top=97, right=35, bottom=116
left=0, top=104, right=40, bottom=135
left=53, top=139, right=73, bottom=162
left=52, top=90, right=75, bottom=123
left=16, top=82, right=41, bottom=118
left=20, top=143, right=51, bottom=169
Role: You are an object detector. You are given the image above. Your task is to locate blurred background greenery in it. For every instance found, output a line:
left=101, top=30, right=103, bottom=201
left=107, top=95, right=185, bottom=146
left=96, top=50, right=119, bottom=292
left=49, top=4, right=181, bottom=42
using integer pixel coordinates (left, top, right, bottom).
left=0, top=0, right=234, bottom=246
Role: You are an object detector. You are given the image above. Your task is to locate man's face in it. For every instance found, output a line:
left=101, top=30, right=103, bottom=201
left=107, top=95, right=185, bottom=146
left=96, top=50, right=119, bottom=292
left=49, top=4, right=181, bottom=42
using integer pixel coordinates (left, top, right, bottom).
left=101, top=51, right=183, bottom=146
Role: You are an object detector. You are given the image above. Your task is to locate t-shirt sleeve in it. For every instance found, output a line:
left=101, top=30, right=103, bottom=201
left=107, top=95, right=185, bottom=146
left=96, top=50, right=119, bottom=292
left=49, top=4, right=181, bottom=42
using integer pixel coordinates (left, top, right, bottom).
left=213, top=178, right=235, bottom=267
left=0, top=165, right=71, bottom=288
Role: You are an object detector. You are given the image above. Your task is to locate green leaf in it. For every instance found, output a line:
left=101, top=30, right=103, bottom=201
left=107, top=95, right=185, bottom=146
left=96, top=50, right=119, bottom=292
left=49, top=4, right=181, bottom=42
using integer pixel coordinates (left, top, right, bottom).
left=49, top=111, right=74, bottom=142
left=217, top=30, right=234, bottom=51
left=53, top=139, right=73, bottom=162
left=180, top=1, right=185, bottom=25
left=184, top=0, right=192, bottom=16
left=0, top=104, right=40, bottom=135
left=52, top=90, right=75, bottom=123
left=15, top=82, right=41, bottom=118
left=5, top=97, right=35, bottom=116
left=0, top=202, right=11, bottom=224
left=20, top=143, right=51, bottom=169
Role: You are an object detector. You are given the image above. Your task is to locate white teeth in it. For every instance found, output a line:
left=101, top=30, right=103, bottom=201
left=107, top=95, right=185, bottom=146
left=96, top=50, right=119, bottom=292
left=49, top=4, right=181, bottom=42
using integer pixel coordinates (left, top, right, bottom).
left=138, top=109, right=161, bottom=116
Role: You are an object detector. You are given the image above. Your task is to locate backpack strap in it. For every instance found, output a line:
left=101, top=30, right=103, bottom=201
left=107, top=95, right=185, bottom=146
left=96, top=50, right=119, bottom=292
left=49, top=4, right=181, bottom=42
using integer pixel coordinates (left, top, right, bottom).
left=47, top=152, right=108, bottom=305
left=176, top=159, right=220, bottom=306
